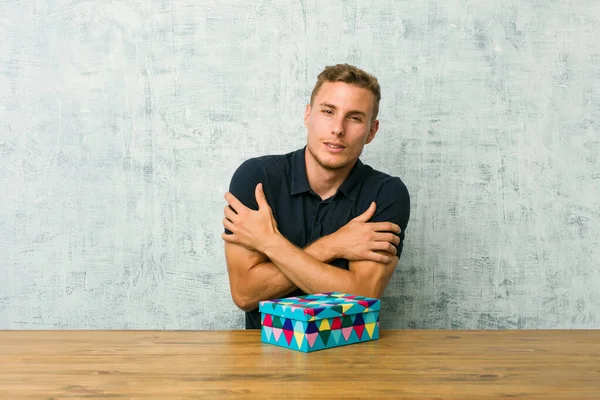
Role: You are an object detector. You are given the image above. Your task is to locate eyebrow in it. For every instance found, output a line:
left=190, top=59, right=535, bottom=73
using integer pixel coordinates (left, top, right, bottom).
left=319, top=102, right=367, bottom=117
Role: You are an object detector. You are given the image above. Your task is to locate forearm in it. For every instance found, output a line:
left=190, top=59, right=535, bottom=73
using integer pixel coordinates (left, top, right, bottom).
left=236, top=238, right=339, bottom=310
left=236, top=261, right=298, bottom=311
left=263, top=235, right=359, bottom=295
left=303, top=235, right=339, bottom=263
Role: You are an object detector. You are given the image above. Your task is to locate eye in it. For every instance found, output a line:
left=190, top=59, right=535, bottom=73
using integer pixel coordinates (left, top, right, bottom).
left=322, top=109, right=333, bottom=115
left=350, top=116, right=362, bottom=122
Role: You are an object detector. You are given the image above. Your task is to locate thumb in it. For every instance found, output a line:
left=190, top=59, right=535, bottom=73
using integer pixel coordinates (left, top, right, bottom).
left=255, top=183, right=268, bottom=209
left=353, top=201, right=376, bottom=222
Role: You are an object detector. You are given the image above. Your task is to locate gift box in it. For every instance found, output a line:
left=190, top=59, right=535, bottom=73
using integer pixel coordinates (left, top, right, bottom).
left=259, top=292, right=380, bottom=352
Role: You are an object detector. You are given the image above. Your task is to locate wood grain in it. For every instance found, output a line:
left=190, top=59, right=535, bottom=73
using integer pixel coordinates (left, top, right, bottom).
left=0, top=330, right=599, bottom=399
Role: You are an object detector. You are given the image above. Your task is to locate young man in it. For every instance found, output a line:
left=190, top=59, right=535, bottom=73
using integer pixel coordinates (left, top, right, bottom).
left=222, top=64, right=410, bottom=329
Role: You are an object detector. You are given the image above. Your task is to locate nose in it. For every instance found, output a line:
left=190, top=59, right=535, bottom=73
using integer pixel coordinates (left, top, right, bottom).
left=331, top=117, right=344, bottom=136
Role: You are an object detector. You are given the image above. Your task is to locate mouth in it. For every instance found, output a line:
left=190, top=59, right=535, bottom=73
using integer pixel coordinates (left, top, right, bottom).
left=324, top=142, right=346, bottom=152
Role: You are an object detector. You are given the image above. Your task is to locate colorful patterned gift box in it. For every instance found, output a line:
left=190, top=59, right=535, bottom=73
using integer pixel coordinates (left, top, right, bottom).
left=259, top=292, right=380, bottom=352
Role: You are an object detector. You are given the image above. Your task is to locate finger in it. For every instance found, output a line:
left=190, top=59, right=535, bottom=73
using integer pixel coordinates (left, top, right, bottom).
left=374, top=241, right=397, bottom=255
left=224, top=192, right=248, bottom=215
left=221, top=232, right=238, bottom=243
left=222, top=217, right=236, bottom=232
left=368, top=251, right=391, bottom=264
left=224, top=205, right=238, bottom=222
left=254, top=183, right=269, bottom=210
left=222, top=234, right=255, bottom=251
left=374, top=232, right=400, bottom=246
left=371, top=221, right=401, bottom=233
left=385, top=243, right=397, bottom=256
left=352, top=202, right=376, bottom=222
left=376, top=242, right=397, bottom=256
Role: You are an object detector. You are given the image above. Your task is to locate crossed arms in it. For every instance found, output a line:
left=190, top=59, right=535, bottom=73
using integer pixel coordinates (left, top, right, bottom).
left=222, top=183, right=403, bottom=312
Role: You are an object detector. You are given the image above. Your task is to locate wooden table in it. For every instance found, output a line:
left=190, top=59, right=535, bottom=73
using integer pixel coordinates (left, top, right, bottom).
left=1, top=330, right=599, bottom=399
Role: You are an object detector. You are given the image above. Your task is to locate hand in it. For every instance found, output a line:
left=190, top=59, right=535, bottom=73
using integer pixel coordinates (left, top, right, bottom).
left=221, top=183, right=280, bottom=253
left=330, top=202, right=401, bottom=264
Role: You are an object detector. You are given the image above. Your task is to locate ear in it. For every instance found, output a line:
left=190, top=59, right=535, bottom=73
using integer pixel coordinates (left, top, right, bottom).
left=304, top=103, right=312, bottom=129
left=365, top=119, right=379, bottom=144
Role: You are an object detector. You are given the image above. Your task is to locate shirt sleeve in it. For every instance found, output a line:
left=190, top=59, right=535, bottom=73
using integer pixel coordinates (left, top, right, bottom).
left=223, top=158, right=266, bottom=235
left=369, top=177, right=411, bottom=258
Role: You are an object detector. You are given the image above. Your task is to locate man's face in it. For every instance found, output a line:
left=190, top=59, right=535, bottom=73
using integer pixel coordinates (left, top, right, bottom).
left=304, top=81, right=379, bottom=171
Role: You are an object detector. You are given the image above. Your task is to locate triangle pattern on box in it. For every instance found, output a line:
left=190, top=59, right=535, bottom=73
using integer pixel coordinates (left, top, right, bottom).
left=319, top=319, right=331, bottom=331
left=264, top=326, right=273, bottom=341
left=319, top=329, right=331, bottom=346
left=306, top=332, right=318, bottom=348
left=294, top=320, right=305, bottom=332
left=294, top=332, right=304, bottom=348
left=273, top=327, right=282, bottom=343
left=365, top=323, right=376, bottom=338
left=330, top=329, right=342, bottom=344
left=259, top=292, right=381, bottom=352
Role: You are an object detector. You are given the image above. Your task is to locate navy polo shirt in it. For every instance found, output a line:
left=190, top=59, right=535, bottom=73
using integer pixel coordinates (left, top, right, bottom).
left=225, top=146, right=410, bottom=329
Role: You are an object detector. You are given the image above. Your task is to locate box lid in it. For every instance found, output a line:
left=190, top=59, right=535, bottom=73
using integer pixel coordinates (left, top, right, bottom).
left=259, top=292, right=380, bottom=322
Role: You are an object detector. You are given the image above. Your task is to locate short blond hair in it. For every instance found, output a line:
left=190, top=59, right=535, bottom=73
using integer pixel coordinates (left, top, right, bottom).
left=310, top=63, right=381, bottom=121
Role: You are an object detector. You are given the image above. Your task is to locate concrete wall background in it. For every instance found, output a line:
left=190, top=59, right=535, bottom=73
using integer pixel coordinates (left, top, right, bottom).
left=1, top=1, right=599, bottom=329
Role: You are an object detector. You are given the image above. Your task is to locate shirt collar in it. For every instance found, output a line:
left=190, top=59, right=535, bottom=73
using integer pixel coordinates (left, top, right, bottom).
left=337, top=158, right=366, bottom=200
left=291, top=147, right=311, bottom=195
left=290, top=146, right=367, bottom=200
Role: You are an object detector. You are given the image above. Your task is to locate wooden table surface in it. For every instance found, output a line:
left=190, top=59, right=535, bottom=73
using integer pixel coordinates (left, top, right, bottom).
left=1, top=329, right=599, bottom=399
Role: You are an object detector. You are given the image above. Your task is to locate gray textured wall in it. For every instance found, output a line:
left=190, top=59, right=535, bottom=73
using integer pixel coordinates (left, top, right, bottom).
left=1, top=1, right=599, bottom=330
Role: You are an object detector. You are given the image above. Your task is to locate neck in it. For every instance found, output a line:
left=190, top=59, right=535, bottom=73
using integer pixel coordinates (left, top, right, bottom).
left=304, top=150, right=356, bottom=200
